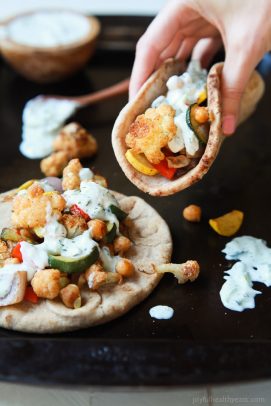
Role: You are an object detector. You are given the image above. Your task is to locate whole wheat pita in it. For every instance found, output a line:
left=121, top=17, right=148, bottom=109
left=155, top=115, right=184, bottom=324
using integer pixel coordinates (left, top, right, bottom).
left=112, top=59, right=264, bottom=196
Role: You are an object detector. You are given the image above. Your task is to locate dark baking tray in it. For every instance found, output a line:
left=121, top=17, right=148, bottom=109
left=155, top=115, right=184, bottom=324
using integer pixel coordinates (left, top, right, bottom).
left=1, top=23, right=271, bottom=386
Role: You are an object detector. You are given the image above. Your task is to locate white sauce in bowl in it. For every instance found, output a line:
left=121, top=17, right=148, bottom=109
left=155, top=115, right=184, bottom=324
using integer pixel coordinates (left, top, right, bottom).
left=149, top=305, right=174, bottom=320
left=220, top=236, right=271, bottom=312
left=20, top=96, right=78, bottom=159
left=3, top=11, right=91, bottom=48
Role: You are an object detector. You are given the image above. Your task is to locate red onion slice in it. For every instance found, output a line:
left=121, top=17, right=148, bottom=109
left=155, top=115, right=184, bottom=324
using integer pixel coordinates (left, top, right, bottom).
left=40, top=177, right=63, bottom=193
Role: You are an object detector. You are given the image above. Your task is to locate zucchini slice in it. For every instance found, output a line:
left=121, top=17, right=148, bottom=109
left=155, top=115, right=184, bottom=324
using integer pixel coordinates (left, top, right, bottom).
left=109, top=204, right=127, bottom=221
left=186, top=103, right=210, bottom=144
left=104, top=222, right=117, bottom=244
left=1, top=227, right=36, bottom=243
left=48, top=246, right=99, bottom=274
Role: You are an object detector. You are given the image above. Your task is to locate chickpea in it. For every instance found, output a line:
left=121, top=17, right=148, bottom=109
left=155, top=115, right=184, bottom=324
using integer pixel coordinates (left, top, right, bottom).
left=60, top=284, right=81, bottom=309
left=113, top=236, right=132, bottom=255
left=88, top=219, right=107, bottom=241
left=85, top=262, right=104, bottom=281
left=115, top=258, right=135, bottom=277
left=194, top=106, right=209, bottom=124
left=31, top=269, right=61, bottom=299
left=183, top=204, right=202, bottom=222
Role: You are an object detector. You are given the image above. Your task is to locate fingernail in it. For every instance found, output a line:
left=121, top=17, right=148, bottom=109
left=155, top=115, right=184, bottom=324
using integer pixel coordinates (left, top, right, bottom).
left=223, top=115, right=236, bottom=135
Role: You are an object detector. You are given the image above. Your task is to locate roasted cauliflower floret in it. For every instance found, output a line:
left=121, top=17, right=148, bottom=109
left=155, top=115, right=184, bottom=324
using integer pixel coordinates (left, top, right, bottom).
left=40, top=151, right=69, bottom=177
left=53, top=122, right=97, bottom=159
left=125, top=104, right=177, bottom=164
left=60, top=213, right=88, bottom=238
left=62, top=159, right=82, bottom=191
left=31, top=269, right=61, bottom=299
left=12, top=183, right=66, bottom=228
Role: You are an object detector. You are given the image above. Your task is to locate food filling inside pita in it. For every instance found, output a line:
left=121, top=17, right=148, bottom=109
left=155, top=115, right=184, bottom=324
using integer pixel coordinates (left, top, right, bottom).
left=0, top=159, right=135, bottom=309
left=125, top=60, right=210, bottom=180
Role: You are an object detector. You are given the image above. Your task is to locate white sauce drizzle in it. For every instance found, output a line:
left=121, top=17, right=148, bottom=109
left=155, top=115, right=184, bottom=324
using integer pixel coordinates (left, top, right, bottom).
left=20, top=96, right=78, bottom=159
left=0, top=170, right=124, bottom=294
left=149, top=305, right=174, bottom=320
left=152, top=60, right=207, bottom=156
left=220, top=236, right=271, bottom=312
left=79, top=168, right=94, bottom=182
left=63, top=181, right=119, bottom=229
left=99, top=247, right=121, bottom=273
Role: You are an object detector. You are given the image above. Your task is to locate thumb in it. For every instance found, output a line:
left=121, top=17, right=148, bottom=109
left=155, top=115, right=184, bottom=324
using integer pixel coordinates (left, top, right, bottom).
left=221, top=49, right=256, bottom=136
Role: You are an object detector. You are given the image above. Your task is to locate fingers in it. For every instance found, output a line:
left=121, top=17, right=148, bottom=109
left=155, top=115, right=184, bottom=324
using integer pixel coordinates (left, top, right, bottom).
left=192, top=37, right=222, bottom=68
left=176, top=37, right=198, bottom=61
left=158, top=30, right=184, bottom=67
left=221, top=47, right=258, bottom=135
left=129, top=3, right=184, bottom=99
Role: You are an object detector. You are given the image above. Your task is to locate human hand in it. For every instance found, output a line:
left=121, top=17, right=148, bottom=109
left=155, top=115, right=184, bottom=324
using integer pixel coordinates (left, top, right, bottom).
left=129, top=0, right=271, bottom=135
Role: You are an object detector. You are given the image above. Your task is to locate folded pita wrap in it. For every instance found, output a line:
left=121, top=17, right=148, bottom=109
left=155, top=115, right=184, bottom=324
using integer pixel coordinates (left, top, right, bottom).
left=0, top=190, right=172, bottom=333
left=112, top=59, right=265, bottom=196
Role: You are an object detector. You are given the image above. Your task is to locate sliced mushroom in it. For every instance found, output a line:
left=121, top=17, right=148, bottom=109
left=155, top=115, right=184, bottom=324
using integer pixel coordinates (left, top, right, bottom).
left=166, top=155, right=190, bottom=169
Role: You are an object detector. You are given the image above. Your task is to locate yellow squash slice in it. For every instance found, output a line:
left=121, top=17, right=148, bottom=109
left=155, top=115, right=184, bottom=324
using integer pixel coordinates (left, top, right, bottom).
left=209, top=210, right=244, bottom=237
left=17, top=179, right=36, bottom=191
left=197, top=87, right=207, bottom=104
left=125, top=149, right=158, bottom=176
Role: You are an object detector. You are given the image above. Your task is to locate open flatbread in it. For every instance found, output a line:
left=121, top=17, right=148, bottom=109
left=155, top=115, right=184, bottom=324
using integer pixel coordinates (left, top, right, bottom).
left=0, top=188, right=172, bottom=334
left=112, top=59, right=265, bottom=196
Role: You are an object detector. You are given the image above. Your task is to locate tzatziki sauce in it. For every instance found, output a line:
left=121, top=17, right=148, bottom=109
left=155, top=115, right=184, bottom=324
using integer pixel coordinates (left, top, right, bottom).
left=220, top=236, right=271, bottom=312
left=0, top=174, right=122, bottom=289
left=20, top=96, right=78, bottom=159
left=3, top=11, right=91, bottom=48
left=152, top=60, right=207, bottom=156
left=149, top=305, right=174, bottom=320
left=63, top=181, right=119, bottom=229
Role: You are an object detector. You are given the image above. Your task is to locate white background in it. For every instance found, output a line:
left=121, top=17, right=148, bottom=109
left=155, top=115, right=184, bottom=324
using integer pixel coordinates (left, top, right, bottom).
left=0, top=0, right=166, bottom=20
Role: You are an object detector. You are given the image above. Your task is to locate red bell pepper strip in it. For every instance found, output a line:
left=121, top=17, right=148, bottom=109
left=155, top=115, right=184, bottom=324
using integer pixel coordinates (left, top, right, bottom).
left=11, top=242, right=23, bottom=262
left=153, top=159, right=176, bottom=180
left=70, top=204, right=90, bottom=221
left=24, top=287, right=39, bottom=304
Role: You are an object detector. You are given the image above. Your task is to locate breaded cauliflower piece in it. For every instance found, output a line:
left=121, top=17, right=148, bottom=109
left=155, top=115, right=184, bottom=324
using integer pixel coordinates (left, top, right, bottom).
left=62, top=158, right=82, bottom=191
left=40, top=151, right=69, bottom=177
left=31, top=268, right=61, bottom=299
left=53, top=122, right=97, bottom=159
left=125, top=104, right=177, bottom=164
left=61, top=213, right=88, bottom=238
left=12, top=183, right=66, bottom=228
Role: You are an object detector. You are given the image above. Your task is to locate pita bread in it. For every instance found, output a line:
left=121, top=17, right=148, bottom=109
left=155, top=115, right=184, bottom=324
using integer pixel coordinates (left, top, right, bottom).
left=0, top=190, right=172, bottom=333
left=112, top=59, right=265, bottom=196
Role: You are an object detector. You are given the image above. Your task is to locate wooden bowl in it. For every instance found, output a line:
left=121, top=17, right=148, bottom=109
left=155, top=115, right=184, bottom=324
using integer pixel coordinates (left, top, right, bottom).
left=0, top=11, right=100, bottom=83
